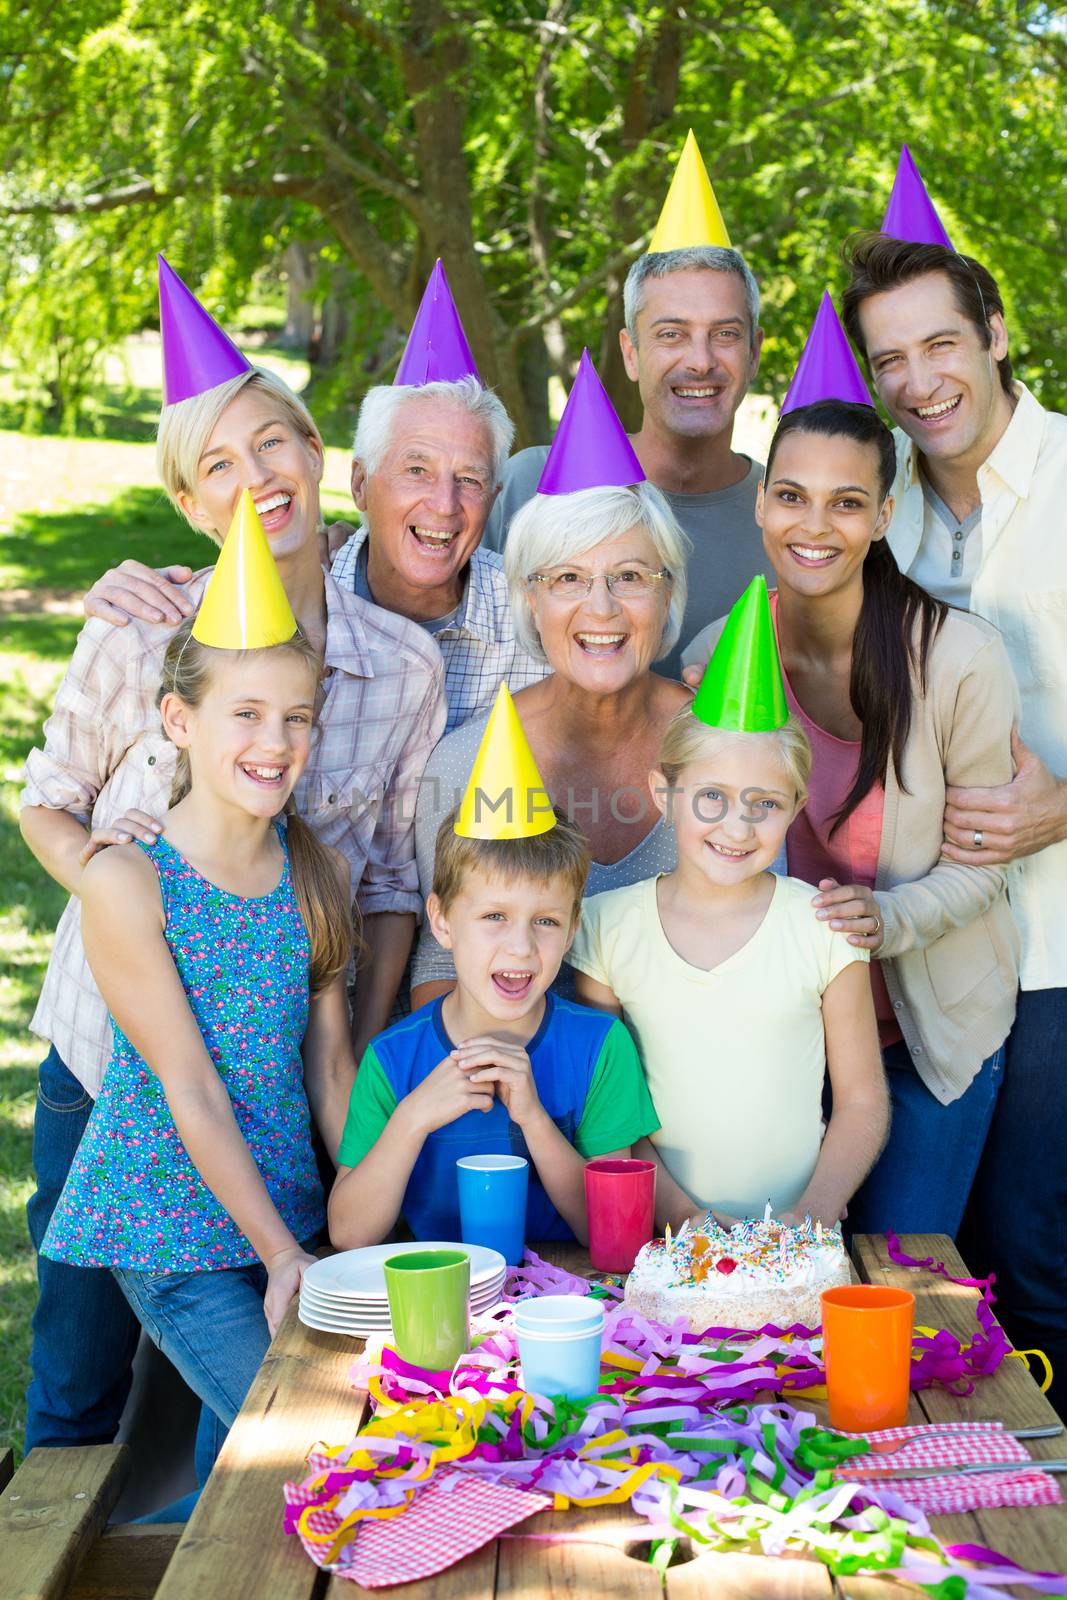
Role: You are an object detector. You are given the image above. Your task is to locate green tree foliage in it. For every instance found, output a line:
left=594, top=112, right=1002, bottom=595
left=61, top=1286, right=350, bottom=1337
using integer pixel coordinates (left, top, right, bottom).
left=1, top=0, right=1063, bottom=441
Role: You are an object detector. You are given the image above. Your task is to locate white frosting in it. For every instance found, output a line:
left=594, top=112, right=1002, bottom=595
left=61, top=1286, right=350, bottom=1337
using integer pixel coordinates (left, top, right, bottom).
left=627, top=1213, right=848, bottom=1297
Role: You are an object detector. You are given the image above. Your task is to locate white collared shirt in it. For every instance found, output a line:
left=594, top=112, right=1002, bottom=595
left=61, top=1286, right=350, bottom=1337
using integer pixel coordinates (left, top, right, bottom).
left=886, top=381, right=1067, bottom=990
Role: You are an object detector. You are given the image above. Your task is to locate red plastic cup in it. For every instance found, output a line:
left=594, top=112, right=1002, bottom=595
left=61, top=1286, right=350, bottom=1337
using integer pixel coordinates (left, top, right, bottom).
left=584, top=1158, right=656, bottom=1273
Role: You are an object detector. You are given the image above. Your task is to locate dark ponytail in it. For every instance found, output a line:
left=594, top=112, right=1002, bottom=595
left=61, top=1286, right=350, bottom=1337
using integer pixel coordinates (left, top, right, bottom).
left=766, top=401, right=948, bottom=829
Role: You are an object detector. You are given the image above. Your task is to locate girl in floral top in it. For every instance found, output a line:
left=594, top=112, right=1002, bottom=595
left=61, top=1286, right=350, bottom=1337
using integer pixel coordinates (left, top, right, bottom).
left=43, top=617, right=356, bottom=1500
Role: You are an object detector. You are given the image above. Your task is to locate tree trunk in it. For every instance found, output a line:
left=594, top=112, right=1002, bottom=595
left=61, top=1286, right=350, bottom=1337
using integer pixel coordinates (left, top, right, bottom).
left=278, top=242, right=316, bottom=353
left=314, top=279, right=350, bottom=368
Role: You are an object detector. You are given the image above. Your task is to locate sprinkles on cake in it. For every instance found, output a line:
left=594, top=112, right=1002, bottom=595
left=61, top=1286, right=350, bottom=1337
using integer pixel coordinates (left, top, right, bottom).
left=657, top=1210, right=843, bottom=1289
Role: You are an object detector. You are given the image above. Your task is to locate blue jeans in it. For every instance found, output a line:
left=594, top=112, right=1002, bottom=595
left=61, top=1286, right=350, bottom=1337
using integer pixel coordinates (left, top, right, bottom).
left=112, top=1260, right=272, bottom=1443
left=113, top=1231, right=319, bottom=1515
left=963, top=987, right=1067, bottom=1416
left=25, top=1045, right=142, bottom=1452
left=846, top=1040, right=1003, bottom=1239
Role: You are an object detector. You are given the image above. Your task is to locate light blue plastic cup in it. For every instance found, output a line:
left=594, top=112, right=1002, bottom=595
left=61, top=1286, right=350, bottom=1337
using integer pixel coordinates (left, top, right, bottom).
left=456, top=1154, right=528, bottom=1266
left=514, top=1293, right=605, bottom=1400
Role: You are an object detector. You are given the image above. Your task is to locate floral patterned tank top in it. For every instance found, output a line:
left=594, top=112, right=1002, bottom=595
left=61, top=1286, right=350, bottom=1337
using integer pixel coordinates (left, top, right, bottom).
left=43, top=825, right=325, bottom=1271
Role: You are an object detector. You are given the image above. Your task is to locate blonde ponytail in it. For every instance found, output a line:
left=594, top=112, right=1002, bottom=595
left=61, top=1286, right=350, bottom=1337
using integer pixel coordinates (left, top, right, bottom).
left=285, top=807, right=362, bottom=992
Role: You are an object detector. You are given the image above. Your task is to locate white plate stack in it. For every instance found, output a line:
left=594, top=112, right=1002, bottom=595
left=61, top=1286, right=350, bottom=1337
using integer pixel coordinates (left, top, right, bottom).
left=298, top=1241, right=508, bottom=1336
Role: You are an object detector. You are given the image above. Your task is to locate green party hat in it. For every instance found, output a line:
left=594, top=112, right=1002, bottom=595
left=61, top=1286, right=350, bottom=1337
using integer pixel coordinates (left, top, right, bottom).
left=691, top=576, right=788, bottom=731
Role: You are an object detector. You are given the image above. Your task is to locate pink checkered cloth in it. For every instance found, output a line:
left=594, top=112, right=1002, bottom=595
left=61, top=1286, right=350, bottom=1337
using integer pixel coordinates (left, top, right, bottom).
left=833, top=1422, right=1063, bottom=1516
left=324, top=1474, right=552, bottom=1588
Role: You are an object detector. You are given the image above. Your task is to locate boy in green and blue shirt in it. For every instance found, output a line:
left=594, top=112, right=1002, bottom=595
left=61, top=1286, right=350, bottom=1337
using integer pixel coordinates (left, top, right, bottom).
left=329, top=812, right=658, bottom=1246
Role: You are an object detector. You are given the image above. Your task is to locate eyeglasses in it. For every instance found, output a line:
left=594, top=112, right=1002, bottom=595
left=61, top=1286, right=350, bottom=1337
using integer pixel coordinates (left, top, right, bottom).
left=525, top=568, right=672, bottom=600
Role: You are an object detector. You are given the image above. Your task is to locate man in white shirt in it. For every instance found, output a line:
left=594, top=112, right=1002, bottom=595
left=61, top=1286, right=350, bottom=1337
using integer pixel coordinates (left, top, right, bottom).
left=842, top=233, right=1067, bottom=1409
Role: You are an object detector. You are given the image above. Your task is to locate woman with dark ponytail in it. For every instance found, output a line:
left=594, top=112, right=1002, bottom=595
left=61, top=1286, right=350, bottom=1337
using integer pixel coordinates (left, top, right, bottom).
left=683, top=399, right=1019, bottom=1237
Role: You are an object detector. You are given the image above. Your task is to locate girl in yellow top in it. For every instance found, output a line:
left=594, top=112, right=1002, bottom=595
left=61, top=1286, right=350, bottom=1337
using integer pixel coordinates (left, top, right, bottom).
left=569, top=703, right=888, bottom=1230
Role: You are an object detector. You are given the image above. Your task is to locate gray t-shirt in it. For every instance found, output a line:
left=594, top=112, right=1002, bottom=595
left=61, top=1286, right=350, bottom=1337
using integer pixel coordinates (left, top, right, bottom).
left=411, top=704, right=678, bottom=999
left=484, top=445, right=772, bottom=679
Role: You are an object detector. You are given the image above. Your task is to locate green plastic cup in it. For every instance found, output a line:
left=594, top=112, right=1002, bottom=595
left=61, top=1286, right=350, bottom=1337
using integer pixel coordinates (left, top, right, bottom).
left=383, top=1249, right=471, bottom=1370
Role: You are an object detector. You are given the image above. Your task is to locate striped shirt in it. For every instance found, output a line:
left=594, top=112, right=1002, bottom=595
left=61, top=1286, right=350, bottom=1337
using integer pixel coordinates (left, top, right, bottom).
left=22, top=569, right=446, bottom=1096
left=330, top=525, right=548, bottom=733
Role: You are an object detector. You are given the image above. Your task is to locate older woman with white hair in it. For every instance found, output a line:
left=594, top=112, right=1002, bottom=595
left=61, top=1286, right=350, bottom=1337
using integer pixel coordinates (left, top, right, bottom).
left=410, top=479, right=691, bottom=1004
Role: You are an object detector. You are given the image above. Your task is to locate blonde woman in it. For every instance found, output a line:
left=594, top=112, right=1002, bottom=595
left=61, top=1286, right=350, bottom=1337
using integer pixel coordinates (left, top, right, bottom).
left=20, top=364, right=444, bottom=1458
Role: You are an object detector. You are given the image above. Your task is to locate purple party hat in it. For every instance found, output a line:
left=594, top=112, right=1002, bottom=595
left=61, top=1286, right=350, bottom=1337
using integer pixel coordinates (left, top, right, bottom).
left=158, top=255, right=252, bottom=407
left=536, top=349, right=645, bottom=494
left=395, top=259, right=481, bottom=386
left=881, top=145, right=953, bottom=248
left=780, top=292, right=874, bottom=415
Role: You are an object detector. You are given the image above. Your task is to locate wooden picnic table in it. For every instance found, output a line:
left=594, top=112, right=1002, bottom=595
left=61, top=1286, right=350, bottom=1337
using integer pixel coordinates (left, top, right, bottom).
left=149, top=1234, right=1067, bottom=1600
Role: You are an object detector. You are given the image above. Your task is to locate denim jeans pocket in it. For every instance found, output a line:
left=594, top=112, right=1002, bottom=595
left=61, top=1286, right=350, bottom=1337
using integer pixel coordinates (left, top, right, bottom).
left=37, top=1052, right=92, bottom=1115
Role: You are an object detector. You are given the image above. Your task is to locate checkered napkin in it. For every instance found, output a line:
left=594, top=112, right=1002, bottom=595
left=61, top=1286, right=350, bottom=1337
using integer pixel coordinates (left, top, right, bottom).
left=328, top=1474, right=553, bottom=1588
left=834, top=1422, right=1064, bottom=1516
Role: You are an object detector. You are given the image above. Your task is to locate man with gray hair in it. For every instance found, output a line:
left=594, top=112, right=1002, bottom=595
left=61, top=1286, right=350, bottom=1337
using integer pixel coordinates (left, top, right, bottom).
left=330, top=375, right=547, bottom=732
left=484, top=246, right=775, bottom=675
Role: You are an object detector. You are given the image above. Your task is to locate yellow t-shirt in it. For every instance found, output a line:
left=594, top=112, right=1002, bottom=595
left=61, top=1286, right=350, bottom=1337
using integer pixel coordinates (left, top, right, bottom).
left=567, top=873, right=869, bottom=1219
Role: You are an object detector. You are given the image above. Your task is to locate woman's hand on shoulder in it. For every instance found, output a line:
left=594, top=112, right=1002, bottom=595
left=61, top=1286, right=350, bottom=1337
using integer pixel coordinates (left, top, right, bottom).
left=811, top=877, right=883, bottom=952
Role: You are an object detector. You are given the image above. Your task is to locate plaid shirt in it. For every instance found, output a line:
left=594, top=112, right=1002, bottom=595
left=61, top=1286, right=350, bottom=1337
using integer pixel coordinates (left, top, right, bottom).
left=330, top=526, right=548, bottom=734
left=22, top=569, right=445, bottom=1096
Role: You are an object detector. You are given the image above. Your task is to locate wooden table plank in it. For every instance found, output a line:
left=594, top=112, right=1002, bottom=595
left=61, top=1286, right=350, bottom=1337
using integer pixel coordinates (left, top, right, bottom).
left=153, top=1307, right=368, bottom=1600
left=834, top=1578, right=930, bottom=1599
left=68, top=1524, right=182, bottom=1600
left=854, top=1233, right=1067, bottom=1599
left=0, top=1443, right=129, bottom=1600
left=670, top=1550, right=835, bottom=1597
left=159, top=1235, right=1067, bottom=1600
left=496, top=1501, right=662, bottom=1597
left=854, top=1235, right=1061, bottom=1428
left=324, top=1541, right=497, bottom=1600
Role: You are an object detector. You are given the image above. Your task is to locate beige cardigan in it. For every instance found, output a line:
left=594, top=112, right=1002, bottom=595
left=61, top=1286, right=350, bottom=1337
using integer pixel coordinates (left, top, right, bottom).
left=682, top=607, right=1020, bottom=1104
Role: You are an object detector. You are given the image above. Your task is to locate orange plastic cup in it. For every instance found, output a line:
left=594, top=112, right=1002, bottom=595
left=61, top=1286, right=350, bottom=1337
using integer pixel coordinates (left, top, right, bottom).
left=821, top=1285, right=914, bottom=1431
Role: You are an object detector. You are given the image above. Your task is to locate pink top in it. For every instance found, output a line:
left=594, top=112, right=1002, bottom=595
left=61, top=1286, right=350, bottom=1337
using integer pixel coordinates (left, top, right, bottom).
left=771, top=595, right=902, bottom=1048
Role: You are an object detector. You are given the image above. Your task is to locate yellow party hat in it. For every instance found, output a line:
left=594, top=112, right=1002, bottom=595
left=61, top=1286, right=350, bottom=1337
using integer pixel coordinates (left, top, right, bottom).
left=649, top=130, right=731, bottom=252
left=192, top=490, right=297, bottom=649
left=455, top=683, right=555, bottom=839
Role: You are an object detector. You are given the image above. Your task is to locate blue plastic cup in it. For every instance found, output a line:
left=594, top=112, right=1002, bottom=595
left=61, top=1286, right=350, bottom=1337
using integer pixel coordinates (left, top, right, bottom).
left=514, top=1294, right=605, bottom=1400
left=456, top=1154, right=528, bottom=1266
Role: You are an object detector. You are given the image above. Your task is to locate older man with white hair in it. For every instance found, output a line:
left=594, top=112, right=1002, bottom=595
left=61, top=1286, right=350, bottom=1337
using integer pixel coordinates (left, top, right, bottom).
left=330, top=376, right=548, bottom=732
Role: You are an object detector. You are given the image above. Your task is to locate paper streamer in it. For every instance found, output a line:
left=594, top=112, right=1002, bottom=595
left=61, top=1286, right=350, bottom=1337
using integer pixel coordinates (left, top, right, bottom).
left=283, top=1246, right=1062, bottom=1595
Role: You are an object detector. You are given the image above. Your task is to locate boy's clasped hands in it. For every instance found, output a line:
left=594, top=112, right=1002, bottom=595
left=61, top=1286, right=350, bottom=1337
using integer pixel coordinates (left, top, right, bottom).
left=403, top=1036, right=545, bottom=1135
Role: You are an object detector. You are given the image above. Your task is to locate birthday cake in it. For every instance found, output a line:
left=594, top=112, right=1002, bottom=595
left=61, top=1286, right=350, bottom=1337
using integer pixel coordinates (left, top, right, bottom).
left=624, top=1213, right=851, bottom=1333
